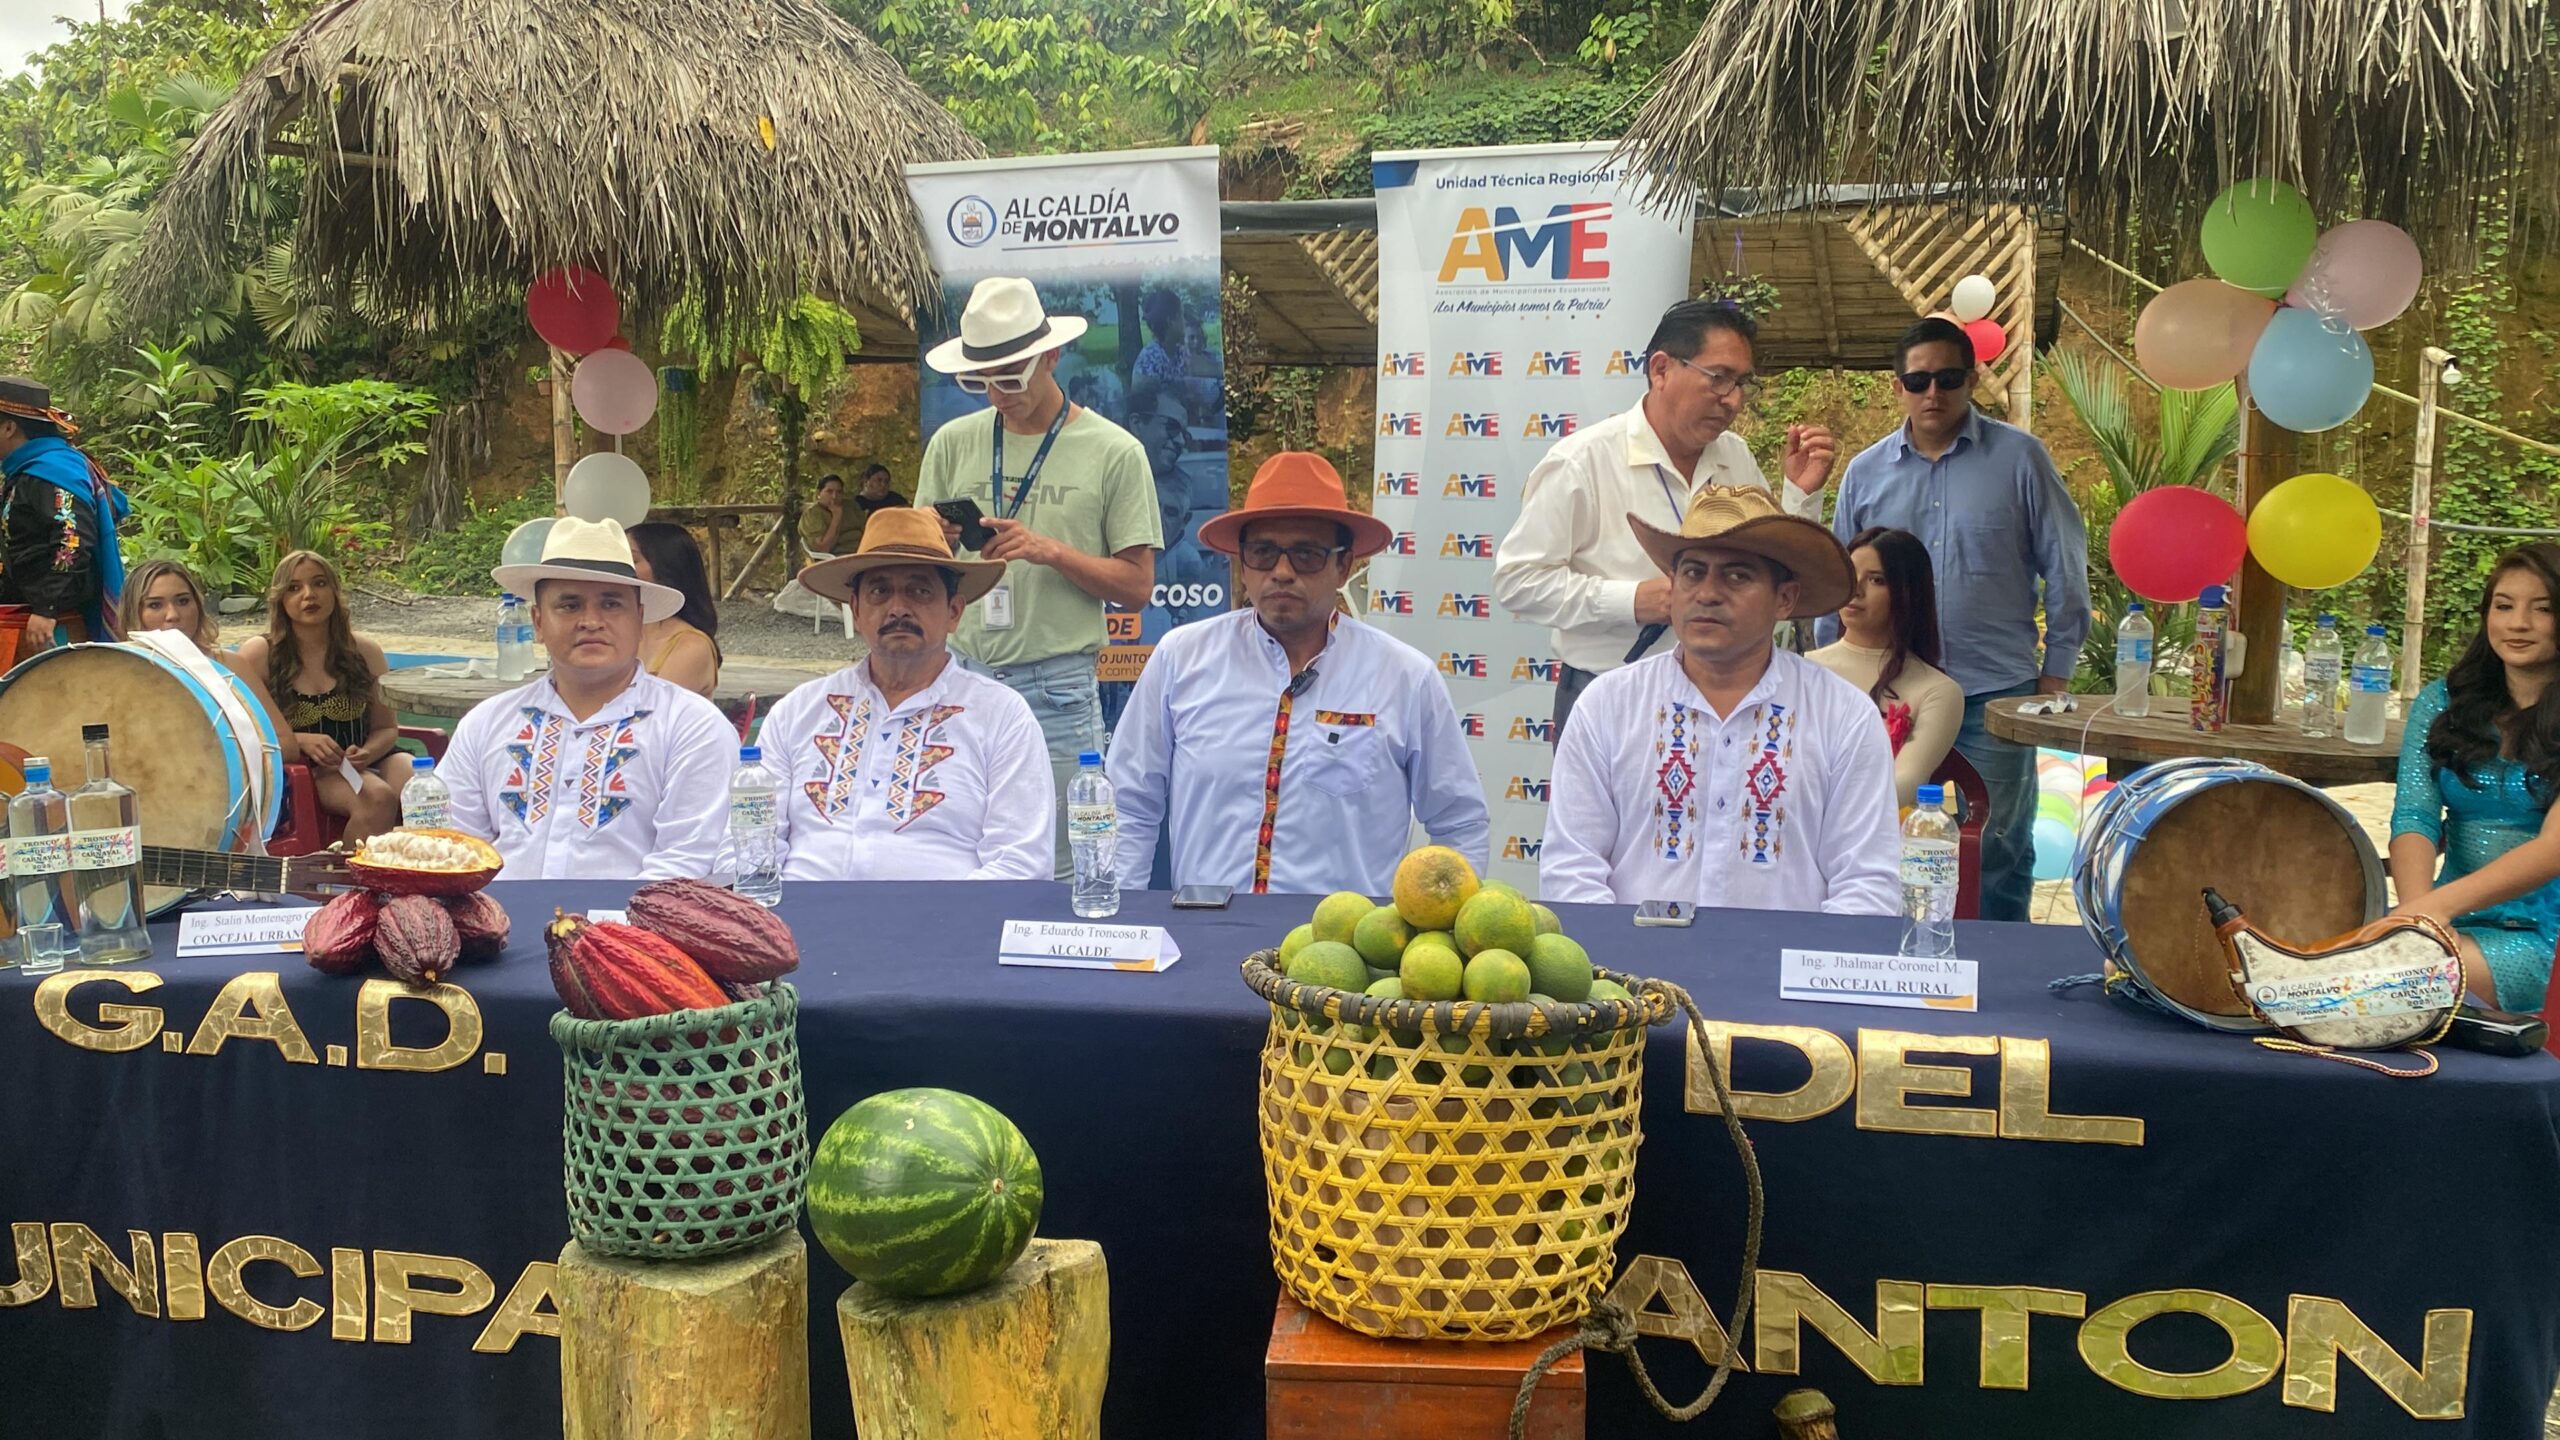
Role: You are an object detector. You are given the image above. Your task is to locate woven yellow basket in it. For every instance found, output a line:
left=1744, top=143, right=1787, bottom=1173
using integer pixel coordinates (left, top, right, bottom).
left=1243, top=950, right=1671, bottom=1342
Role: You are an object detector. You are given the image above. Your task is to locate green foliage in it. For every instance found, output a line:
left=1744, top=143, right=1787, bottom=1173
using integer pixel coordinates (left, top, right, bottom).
left=662, top=293, right=862, bottom=400
left=397, top=483, right=557, bottom=596
left=1302, top=76, right=1653, bottom=195
left=831, top=0, right=1176, bottom=152
left=659, top=367, right=701, bottom=494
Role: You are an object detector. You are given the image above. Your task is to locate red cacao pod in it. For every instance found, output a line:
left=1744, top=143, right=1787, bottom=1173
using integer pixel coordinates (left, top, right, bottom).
left=303, top=890, right=381, bottom=976
left=443, top=891, right=510, bottom=962
left=376, top=894, right=460, bottom=986
left=626, top=878, right=800, bottom=982
left=545, top=911, right=727, bottom=1020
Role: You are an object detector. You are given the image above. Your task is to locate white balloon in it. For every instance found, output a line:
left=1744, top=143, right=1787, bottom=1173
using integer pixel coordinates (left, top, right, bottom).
left=563, top=451, right=651, bottom=527
left=1950, top=274, right=1998, bottom=323
left=498, top=516, right=557, bottom=568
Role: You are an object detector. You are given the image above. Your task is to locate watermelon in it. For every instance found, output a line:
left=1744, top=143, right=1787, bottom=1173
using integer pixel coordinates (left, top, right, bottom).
left=807, top=1088, right=1044, bottom=1298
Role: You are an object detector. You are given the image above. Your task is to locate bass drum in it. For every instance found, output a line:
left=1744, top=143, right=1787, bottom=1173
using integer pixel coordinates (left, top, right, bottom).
left=0, top=640, right=284, bottom=916
left=2073, top=757, right=2385, bottom=1031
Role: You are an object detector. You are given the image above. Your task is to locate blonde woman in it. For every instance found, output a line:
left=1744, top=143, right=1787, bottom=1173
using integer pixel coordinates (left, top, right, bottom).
left=120, top=558, right=294, bottom=848
left=233, top=551, right=404, bottom=841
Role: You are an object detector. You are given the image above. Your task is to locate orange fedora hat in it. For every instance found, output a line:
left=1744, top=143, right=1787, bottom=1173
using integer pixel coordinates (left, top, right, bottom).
left=1197, top=452, right=1393, bottom=559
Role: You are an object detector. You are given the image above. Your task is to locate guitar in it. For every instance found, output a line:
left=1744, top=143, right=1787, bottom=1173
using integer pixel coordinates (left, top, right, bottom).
left=140, top=846, right=355, bottom=899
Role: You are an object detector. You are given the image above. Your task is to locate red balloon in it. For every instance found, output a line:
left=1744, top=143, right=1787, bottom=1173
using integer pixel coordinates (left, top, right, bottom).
left=2108, top=485, right=2247, bottom=604
left=1963, top=317, right=2010, bottom=364
left=599, top=335, right=633, bottom=352
left=526, top=267, right=620, bottom=354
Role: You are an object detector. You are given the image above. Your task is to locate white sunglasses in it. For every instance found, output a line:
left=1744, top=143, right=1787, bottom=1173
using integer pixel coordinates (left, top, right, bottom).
left=954, top=357, right=1040, bottom=395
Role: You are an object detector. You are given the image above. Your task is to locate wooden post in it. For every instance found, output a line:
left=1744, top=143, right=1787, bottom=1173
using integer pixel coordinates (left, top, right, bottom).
left=2230, top=379, right=2295, bottom=724
left=550, top=344, right=578, bottom=513
left=559, top=1234, right=810, bottom=1440
left=724, top=519, right=787, bottom=601
left=2006, top=205, right=2036, bottom=433
left=2400, top=346, right=2454, bottom=696
left=836, top=1238, right=1109, bottom=1440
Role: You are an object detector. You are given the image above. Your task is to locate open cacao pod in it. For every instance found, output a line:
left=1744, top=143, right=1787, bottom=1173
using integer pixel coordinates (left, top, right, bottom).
left=346, top=827, right=503, bottom=897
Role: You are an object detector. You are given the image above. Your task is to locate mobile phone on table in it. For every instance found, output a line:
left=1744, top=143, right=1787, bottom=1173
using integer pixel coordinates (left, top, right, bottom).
left=1172, top=884, right=1234, bottom=910
left=1633, top=900, right=1693, bottom=928
left=932, top=498, right=995, bottom=552
left=2443, top=1004, right=2549, bottom=1057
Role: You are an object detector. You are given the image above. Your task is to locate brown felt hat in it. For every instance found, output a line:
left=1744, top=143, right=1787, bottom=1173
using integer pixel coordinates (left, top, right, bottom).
left=1626, top=484, right=1855, bottom=619
left=796, top=507, right=1007, bottom=606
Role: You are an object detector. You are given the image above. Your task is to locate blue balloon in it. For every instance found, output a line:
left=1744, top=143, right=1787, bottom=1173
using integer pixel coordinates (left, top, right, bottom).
left=2246, top=306, right=2374, bottom=432
left=2030, top=816, right=2076, bottom=883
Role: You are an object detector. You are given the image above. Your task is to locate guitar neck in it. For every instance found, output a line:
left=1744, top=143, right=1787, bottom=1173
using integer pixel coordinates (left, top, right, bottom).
left=140, top=846, right=292, bottom=894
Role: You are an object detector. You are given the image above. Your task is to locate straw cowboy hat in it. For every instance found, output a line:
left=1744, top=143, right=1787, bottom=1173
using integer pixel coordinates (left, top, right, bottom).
left=0, top=376, right=79, bottom=437
left=1198, top=452, right=1393, bottom=559
left=924, top=276, right=1090, bottom=375
left=491, top=516, right=686, bottom=624
left=1626, top=484, right=1855, bottom=618
left=797, top=507, right=1007, bottom=605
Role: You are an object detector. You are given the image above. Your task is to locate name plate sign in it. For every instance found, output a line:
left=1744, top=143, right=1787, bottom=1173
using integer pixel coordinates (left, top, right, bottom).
left=176, top=905, right=321, bottom=958
left=998, top=920, right=1181, bottom=973
left=1779, top=948, right=1979, bottom=1012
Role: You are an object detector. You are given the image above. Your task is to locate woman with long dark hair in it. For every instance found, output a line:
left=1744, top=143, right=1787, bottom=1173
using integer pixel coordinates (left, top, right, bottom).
left=627, top=521, right=722, bottom=698
left=1810, top=526, right=1962, bottom=806
left=2389, top=542, right=2560, bottom=1007
left=232, top=550, right=403, bottom=841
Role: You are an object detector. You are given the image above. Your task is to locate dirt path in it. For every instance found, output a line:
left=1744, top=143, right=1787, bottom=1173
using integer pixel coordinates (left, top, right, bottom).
left=349, top=588, right=844, bottom=676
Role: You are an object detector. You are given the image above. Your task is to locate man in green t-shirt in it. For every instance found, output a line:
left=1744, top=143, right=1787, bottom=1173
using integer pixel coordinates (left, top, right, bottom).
left=916, top=277, right=1162, bottom=878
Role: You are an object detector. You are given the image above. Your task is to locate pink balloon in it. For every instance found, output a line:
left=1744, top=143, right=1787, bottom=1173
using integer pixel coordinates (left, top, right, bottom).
left=1962, top=317, right=2009, bottom=364
left=570, top=348, right=659, bottom=435
left=2108, top=485, right=2247, bottom=604
left=2285, top=220, right=2423, bottom=331
left=2134, top=279, right=2277, bottom=390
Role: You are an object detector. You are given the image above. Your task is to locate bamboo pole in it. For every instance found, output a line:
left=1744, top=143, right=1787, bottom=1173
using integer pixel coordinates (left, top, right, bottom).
left=2006, top=205, right=2036, bottom=432
left=2400, top=347, right=2455, bottom=696
left=550, top=345, right=577, bottom=512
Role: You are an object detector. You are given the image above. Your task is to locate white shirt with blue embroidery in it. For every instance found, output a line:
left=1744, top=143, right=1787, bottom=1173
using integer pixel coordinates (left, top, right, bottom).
left=1540, top=648, right=1900, bottom=915
left=442, top=668, right=737, bottom=882
left=759, top=655, right=1055, bottom=882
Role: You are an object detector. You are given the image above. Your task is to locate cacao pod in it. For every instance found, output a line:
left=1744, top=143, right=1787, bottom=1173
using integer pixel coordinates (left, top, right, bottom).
left=627, top=878, right=800, bottom=982
left=443, top=891, right=511, bottom=962
left=546, top=911, right=727, bottom=1020
left=303, top=890, right=381, bottom=976
left=346, top=827, right=504, bottom=897
left=376, top=895, right=461, bottom=986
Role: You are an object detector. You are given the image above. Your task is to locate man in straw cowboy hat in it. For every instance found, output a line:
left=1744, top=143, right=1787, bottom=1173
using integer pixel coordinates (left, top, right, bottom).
left=1542, top=484, right=1899, bottom=914
left=1109, top=453, right=1488, bottom=895
left=756, top=511, right=1055, bottom=881
left=0, top=375, right=131, bottom=650
left=441, top=517, right=738, bottom=881
left=913, top=276, right=1162, bottom=879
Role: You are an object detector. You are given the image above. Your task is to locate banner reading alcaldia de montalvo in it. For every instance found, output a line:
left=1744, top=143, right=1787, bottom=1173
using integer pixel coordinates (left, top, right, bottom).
left=902, top=147, right=1231, bottom=712
left=1366, top=142, right=1696, bottom=895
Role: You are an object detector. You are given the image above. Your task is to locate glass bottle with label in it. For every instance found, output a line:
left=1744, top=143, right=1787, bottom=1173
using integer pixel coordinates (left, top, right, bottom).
left=0, top=803, right=16, bottom=968
left=70, top=724, right=150, bottom=963
left=8, top=757, right=79, bottom=971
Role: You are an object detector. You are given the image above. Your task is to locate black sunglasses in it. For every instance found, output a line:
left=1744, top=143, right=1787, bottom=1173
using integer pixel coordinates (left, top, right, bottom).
left=1240, top=542, right=1347, bottom=573
left=1897, top=367, right=1972, bottom=394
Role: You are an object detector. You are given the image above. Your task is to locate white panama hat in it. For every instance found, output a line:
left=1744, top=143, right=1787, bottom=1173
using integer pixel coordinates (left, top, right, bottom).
left=924, top=276, right=1090, bottom=375
left=490, top=516, right=686, bottom=624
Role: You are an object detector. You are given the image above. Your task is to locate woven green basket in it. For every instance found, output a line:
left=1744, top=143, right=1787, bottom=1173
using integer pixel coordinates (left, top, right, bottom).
left=550, top=982, right=807, bottom=1261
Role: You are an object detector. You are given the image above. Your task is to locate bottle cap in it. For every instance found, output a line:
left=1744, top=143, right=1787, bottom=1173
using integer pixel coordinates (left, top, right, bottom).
left=2199, top=585, right=2226, bottom=607
left=22, top=757, right=47, bottom=784
left=411, top=759, right=433, bottom=774
left=1916, top=783, right=1945, bottom=807
left=739, top=746, right=761, bottom=763
left=2126, top=600, right=2143, bottom=613
left=1078, top=750, right=1102, bottom=766
left=81, top=723, right=107, bottom=742
left=2368, top=624, right=2387, bottom=636
left=2317, top=613, right=2335, bottom=626
left=501, top=592, right=518, bottom=602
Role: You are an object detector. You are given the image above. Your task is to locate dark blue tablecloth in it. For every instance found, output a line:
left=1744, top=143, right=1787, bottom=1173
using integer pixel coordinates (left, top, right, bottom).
left=4, top=882, right=2558, bottom=1438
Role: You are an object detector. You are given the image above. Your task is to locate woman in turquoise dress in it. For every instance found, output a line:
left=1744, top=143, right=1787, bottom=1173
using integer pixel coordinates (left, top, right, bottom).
left=2389, top=542, right=2560, bottom=1009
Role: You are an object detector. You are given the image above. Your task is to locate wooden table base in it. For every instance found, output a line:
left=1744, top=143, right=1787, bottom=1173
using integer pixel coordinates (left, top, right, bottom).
left=1265, top=1291, right=1585, bottom=1440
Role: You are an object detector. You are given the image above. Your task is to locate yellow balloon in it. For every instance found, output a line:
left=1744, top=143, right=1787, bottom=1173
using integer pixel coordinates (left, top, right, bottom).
left=2246, top=472, right=2381, bottom=590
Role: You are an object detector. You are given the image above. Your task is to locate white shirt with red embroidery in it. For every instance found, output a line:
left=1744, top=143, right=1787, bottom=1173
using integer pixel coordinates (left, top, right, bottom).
left=442, top=668, right=737, bottom=881
left=760, top=655, right=1054, bottom=882
left=1541, top=649, right=1900, bottom=915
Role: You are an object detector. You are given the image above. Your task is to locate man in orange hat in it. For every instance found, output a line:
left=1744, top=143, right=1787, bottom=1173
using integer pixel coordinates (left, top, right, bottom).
left=1542, top=484, right=1899, bottom=914
left=0, top=375, right=129, bottom=650
left=1108, top=452, right=1488, bottom=895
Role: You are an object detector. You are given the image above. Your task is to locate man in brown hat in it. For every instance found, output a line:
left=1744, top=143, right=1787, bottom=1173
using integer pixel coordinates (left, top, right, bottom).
left=0, top=376, right=129, bottom=649
left=756, top=509, right=1055, bottom=882
left=1541, top=485, right=1899, bottom=914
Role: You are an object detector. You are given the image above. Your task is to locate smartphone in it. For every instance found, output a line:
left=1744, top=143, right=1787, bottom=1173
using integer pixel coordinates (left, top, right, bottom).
left=1172, top=884, right=1233, bottom=910
left=2443, top=1004, right=2549, bottom=1057
left=932, top=497, right=995, bottom=552
left=1633, top=900, right=1693, bottom=928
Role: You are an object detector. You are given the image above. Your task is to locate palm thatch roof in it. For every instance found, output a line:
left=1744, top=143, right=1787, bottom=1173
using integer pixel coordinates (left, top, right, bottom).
left=1616, top=0, right=2558, bottom=265
left=123, top=0, right=983, bottom=338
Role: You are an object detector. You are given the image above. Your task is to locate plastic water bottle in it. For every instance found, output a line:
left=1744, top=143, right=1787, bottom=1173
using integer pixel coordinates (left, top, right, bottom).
left=402, top=759, right=451, bottom=829
left=729, top=746, right=781, bottom=907
left=2114, top=602, right=2153, bottom=718
left=2302, top=615, right=2343, bottom=739
left=496, top=593, right=532, bottom=683
left=1068, top=750, right=1119, bottom=918
left=2347, top=625, right=2393, bottom=746
left=1897, top=784, right=1958, bottom=959
left=8, top=758, right=80, bottom=973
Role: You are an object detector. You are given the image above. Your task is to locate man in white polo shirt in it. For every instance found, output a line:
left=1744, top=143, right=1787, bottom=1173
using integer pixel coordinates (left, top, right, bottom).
left=759, top=509, right=1054, bottom=881
left=1109, top=452, right=1488, bottom=894
left=442, top=517, right=737, bottom=880
left=1493, top=300, right=1837, bottom=739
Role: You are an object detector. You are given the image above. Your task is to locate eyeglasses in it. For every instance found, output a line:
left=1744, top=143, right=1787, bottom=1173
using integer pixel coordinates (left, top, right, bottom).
left=1240, top=541, right=1347, bottom=573
left=1897, top=367, right=1973, bottom=394
left=954, top=359, right=1039, bottom=395
left=1673, top=354, right=1763, bottom=401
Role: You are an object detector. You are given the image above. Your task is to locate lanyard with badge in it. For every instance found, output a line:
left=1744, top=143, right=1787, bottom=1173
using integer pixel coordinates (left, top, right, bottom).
left=1627, top=463, right=1687, bottom=663
left=980, top=404, right=1069, bottom=631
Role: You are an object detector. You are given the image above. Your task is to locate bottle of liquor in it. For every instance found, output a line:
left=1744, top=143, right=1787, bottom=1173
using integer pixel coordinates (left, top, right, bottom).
left=0, top=801, right=17, bottom=969
left=70, top=724, right=150, bottom=964
left=8, top=757, right=79, bottom=972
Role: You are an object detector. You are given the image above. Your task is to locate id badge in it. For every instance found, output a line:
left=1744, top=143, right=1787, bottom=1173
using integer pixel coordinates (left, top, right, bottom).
left=982, top=581, right=1015, bottom=630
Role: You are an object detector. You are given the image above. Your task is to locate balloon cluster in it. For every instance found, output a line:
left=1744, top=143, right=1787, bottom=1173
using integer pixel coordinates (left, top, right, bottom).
left=527, top=267, right=657, bottom=531
left=2031, top=750, right=2110, bottom=884
left=1934, top=273, right=2009, bottom=364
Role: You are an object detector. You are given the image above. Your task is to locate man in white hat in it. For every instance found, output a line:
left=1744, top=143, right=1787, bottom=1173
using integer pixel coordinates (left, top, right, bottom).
left=441, top=517, right=740, bottom=881
left=1541, top=485, right=1899, bottom=914
left=758, top=510, right=1054, bottom=881
left=913, top=276, right=1162, bottom=878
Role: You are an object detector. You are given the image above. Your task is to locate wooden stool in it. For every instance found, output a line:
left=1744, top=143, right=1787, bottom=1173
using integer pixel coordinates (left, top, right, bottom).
left=558, top=1232, right=809, bottom=1440
left=1265, top=1291, right=1585, bottom=1440
left=837, top=1237, right=1109, bottom=1440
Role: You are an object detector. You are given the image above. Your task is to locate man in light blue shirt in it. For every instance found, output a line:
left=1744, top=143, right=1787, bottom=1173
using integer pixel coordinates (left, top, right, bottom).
left=1821, top=318, right=2090, bottom=920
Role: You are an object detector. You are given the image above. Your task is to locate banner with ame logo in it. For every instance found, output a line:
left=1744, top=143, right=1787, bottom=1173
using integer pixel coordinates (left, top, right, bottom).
left=1367, top=142, right=1695, bottom=894
left=903, top=147, right=1230, bottom=701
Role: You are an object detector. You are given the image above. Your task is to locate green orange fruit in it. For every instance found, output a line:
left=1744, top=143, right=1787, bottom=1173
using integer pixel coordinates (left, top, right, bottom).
left=1312, top=891, right=1373, bottom=944
left=1279, top=923, right=1316, bottom=964
left=1525, top=933, right=1595, bottom=1003
left=1392, top=847, right=1481, bottom=931
left=1352, top=905, right=1415, bottom=968
left=1453, top=888, right=1537, bottom=958
left=1288, top=940, right=1369, bottom=993
left=1462, top=948, right=1532, bottom=1003
left=1400, top=942, right=1465, bottom=1002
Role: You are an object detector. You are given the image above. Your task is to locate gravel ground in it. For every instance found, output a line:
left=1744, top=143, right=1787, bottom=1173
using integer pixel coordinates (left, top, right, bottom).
left=349, top=585, right=846, bottom=675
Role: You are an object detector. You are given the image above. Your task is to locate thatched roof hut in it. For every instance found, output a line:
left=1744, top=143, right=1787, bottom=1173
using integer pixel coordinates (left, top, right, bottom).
left=124, top=0, right=984, bottom=336
left=1614, top=0, right=2557, bottom=265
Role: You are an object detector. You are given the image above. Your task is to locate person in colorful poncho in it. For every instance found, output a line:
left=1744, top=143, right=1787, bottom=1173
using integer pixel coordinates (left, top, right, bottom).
left=0, top=376, right=129, bottom=649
